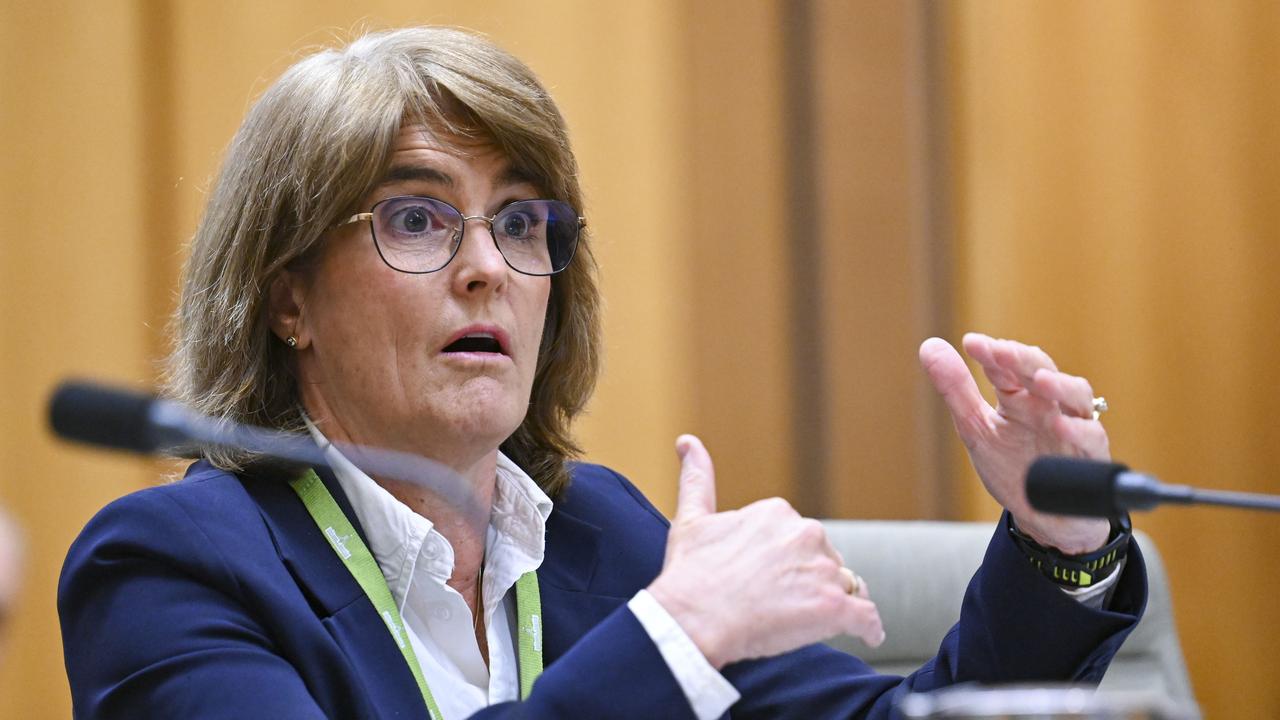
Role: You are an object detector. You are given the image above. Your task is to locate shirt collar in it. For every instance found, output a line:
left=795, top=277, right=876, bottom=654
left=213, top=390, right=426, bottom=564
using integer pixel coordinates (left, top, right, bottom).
left=302, top=417, right=552, bottom=612
left=487, top=452, right=553, bottom=608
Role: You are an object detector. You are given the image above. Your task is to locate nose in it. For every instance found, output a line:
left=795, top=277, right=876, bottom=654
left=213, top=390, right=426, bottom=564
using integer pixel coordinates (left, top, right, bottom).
left=450, top=216, right=508, bottom=294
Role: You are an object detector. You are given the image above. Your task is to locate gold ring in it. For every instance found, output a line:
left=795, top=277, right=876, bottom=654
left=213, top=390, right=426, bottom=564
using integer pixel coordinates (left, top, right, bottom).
left=1092, top=396, right=1108, bottom=421
left=839, top=567, right=861, bottom=595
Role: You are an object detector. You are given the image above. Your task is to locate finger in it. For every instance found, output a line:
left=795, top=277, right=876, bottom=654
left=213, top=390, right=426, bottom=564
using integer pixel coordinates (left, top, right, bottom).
left=989, top=338, right=1060, bottom=391
left=787, top=518, right=845, bottom=568
left=799, top=517, right=845, bottom=566
left=1052, top=414, right=1111, bottom=460
left=961, top=332, right=1023, bottom=393
left=825, top=534, right=846, bottom=568
left=843, top=597, right=886, bottom=648
left=674, top=434, right=717, bottom=522
left=839, top=568, right=870, bottom=599
left=919, top=337, right=993, bottom=442
left=1032, top=368, right=1095, bottom=419
left=839, top=567, right=858, bottom=595
left=742, top=496, right=800, bottom=520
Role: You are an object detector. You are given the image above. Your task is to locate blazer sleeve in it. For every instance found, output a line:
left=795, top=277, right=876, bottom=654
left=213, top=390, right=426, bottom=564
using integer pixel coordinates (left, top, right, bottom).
left=59, top=488, right=330, bottom=720
left=719, top=512, right=1148, bottom=719
left=581, top=466, right=1148, bottom=719
left=474, top=606, right=702, bottom=720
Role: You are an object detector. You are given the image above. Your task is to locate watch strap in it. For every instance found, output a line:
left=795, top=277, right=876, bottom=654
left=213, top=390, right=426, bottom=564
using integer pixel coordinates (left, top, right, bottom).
left=1009, top=514, right=1131, bottom=589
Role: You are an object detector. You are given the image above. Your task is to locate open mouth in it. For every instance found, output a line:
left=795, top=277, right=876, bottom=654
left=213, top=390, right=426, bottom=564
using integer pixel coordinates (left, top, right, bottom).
left=442, top=333, right=506, bottom=355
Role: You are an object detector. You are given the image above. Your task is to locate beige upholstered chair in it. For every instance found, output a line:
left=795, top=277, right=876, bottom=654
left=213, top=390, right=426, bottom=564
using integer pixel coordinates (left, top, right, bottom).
left=820, top=521, right=1194, bottom=709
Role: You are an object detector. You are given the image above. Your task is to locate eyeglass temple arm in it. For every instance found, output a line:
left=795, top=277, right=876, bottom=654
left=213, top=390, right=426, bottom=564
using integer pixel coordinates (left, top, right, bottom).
left=338, top=212, right=374, bottom=228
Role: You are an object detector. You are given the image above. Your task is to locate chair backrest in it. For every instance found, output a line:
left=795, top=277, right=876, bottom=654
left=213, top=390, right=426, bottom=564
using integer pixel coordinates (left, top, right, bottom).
left=819, top=520, right=1194, bottom=707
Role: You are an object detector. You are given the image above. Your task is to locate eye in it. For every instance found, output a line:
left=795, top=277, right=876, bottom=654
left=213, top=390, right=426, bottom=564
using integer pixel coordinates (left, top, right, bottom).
left=396, top=206, right=432, bottom=234
left=497, top=202, right=551, bottom=242
left=379, top=197, right=453, bottom=237
left=500, top=210, right=534, bottom=239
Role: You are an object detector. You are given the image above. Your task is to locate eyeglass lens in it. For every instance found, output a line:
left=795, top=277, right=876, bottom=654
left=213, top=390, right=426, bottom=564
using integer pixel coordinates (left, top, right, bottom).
left=370, top=196, right=578, bottom=275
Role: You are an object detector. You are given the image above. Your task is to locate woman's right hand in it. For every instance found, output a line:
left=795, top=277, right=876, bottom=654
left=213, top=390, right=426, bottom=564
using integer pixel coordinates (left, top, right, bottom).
left=646, top=435, right=884, bottom=670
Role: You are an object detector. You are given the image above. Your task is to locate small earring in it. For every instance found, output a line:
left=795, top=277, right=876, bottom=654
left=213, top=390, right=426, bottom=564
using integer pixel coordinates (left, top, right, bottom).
left=285, top=336, right=298, bottom=348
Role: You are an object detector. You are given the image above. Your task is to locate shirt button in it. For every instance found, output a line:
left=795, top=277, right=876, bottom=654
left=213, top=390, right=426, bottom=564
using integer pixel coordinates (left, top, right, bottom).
left=431, top=604, right=451, bottom=621
left=423, top=537, right=440, bottom=558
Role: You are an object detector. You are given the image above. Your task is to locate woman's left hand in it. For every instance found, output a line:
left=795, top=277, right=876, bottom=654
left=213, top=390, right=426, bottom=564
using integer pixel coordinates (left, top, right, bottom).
left=919, top=332, right=1111, bottom=555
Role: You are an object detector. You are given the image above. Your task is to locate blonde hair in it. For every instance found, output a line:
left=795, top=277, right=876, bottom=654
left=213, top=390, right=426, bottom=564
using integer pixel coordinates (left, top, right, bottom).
left=166, top=27, right=600, bottom=496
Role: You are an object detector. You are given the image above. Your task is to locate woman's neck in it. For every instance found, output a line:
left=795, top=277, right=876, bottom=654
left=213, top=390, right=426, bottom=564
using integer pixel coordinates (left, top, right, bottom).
left=299, top=399, right=500, bottom=590
left=380, top=460, right=496, bottom=670
left=378, top=453, right=498, bottom=595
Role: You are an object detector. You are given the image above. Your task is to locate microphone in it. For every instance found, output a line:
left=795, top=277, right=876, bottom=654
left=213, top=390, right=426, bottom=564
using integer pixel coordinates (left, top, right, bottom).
left=1027, top=455, right=1280, bottom=517
left=50, top=381, right=216, bottom=455
left=48, top=380, right=479, bottom=513
left=49, top=380, right=326, bottom=463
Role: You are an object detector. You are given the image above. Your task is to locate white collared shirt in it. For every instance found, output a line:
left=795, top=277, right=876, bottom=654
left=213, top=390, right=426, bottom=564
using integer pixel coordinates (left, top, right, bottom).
left=305, top=421, right=739, bottom=719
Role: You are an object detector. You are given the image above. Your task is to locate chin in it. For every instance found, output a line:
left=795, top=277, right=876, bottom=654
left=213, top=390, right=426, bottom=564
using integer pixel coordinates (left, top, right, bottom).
left=437, top=394, right=528, bottom=450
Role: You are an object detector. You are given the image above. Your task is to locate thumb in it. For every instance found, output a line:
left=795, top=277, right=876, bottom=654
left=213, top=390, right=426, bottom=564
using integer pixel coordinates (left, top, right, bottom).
left=919, top=337, right=990, bottom=432
left=674, top=434, right=717, bottom=522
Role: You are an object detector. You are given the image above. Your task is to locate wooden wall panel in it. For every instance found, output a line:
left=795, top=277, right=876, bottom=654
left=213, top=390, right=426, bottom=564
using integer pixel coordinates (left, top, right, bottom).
left=0, top=4, right=155, bottom=717
left=682, top=0, right=796, bottom=512
left=810, top=1, right=951, bottom=521
left=944, top=2, right=1280, bottom=716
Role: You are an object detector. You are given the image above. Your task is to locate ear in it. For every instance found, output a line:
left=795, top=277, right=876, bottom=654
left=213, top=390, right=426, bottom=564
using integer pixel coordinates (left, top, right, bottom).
left=267, top=270, right=311, bottom=350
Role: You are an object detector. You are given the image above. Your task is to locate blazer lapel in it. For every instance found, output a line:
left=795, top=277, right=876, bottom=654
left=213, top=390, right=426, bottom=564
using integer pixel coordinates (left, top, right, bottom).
left=539, top=506, right=601, bottom=592
left=540, top=503, right=642, bottom=664
left=244, top=466, right=370, bottom=614
left=243, top=467, right=429, bottom=720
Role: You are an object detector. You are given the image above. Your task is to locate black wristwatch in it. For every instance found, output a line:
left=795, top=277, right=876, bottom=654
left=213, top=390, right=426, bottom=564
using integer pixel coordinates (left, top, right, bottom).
left=1008, top=514, right=1131, bottom=589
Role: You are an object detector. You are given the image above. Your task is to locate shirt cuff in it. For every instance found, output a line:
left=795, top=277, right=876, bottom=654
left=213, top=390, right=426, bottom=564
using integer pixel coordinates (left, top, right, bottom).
left=628, top=589, right=740, bottom=720
left=1059, top=557, right=1126, bottom=610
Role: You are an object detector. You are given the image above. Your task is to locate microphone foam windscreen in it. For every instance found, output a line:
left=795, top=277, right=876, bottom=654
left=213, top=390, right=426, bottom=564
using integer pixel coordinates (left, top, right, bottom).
left=1026, top=456, right=1129, bottom=518
left=49, top=381, right=158, bottom=453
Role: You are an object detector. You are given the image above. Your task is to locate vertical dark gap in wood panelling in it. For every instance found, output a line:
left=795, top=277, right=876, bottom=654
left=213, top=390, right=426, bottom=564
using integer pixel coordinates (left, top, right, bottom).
left=137, top=0, right=178, bottom=380
left=781, top=0, right=828, bottom=517
left=916, top=0, right=959, bottom=518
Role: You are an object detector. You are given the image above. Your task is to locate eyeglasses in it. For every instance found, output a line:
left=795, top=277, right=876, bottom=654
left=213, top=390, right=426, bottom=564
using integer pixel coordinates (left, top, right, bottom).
left=337, top=196, right=584, bottom=276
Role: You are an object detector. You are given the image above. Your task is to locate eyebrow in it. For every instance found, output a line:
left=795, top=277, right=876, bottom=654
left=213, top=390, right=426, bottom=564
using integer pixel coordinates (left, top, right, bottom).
left=497, top=165, right=540, bottom=189
left=377, top=164, right=542, bottom=191
left=380, top=165, right=454, bottom=188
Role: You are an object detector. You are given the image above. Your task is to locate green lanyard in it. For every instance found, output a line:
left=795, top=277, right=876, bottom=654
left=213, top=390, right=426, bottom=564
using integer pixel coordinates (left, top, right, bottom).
left=289, top=469, right=544, bottom=718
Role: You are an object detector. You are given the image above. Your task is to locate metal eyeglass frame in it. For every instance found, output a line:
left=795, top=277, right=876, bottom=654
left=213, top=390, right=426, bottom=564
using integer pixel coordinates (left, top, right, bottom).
left=335, top=196, right=586, bottom=277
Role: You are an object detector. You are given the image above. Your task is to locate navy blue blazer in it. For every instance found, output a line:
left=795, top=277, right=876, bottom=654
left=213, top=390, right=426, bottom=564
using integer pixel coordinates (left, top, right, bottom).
left=59, top=461, right=1146, bottom=719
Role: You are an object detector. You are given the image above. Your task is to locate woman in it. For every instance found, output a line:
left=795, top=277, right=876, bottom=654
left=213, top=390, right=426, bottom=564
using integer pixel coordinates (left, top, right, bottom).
left=59, top=27, right=1144, bottom=719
